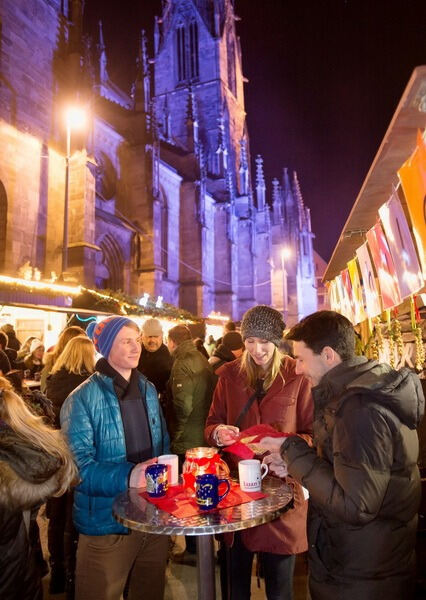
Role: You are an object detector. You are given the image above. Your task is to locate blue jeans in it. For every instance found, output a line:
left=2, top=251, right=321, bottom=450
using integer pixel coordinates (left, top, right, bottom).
left=222, top=532, right=296, bottom=600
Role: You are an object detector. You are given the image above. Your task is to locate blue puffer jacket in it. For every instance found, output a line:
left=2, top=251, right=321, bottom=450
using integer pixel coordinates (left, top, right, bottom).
left=60, top=371, right=170, bottom=535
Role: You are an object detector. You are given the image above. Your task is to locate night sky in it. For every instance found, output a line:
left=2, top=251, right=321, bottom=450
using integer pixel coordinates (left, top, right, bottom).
left=84, top=0, right=426, bottom=261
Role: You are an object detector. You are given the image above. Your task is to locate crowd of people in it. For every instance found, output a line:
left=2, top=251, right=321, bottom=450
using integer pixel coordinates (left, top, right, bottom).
left=0, top=308, right=423, bottom=600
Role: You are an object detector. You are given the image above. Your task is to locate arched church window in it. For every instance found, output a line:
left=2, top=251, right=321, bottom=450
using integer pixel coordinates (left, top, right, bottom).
left=176, top=24, right=186, bottom=82
left=176, top=19, right=199, bottom=83
left=0, top=181, right=7, bottom=272
left=189, top=20, right=199, bottom=79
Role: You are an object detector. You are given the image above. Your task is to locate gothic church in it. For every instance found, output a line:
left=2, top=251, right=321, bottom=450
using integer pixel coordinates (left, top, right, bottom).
left=0, top=0, right=317, bottom=322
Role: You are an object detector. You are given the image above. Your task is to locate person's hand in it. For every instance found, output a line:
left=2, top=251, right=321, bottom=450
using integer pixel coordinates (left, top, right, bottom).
left=259, top=436, right=287, bottom=454
left=214, top=425, right=240, bottom=447
left=129, top=457, right=158, bottom=488
left=262, top=453, right=288, bottom=478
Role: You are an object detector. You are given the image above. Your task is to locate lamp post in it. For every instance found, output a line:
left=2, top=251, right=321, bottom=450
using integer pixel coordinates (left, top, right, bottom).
left=62, top=106, right=86, bottom=277
left=281, top=247, right=291, bottom=322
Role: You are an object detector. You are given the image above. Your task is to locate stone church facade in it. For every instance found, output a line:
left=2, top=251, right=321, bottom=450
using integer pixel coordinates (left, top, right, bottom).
left=0, top=0, right=317, bottom=322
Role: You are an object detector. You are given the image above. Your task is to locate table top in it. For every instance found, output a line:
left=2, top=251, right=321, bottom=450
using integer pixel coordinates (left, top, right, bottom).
left=113, top=476, right=293, bottom=536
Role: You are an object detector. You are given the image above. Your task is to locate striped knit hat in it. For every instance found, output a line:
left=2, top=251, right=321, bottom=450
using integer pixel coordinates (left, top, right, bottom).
left=87, top=316, right=134, bottom=358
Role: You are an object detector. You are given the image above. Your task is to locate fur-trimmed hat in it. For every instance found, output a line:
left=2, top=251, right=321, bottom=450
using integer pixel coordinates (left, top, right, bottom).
left=87, top=316, right=134, bottom=358
left=240, top=305, right=285, bottom=347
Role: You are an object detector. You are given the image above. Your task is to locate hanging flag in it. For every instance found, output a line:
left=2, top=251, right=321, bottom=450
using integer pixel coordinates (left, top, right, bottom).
left=356, top=242, right=382, bottom=317
left=347, top=258, right=366, bottom=323
left=340, top=268, right=356, bottom=323
left=378, top=192, right=423, bottom=298
left=328, top=279, right=341, bottom=313
left=397, top=132, right=426, bottom=278
left=366, top=223, right=402, bottom=309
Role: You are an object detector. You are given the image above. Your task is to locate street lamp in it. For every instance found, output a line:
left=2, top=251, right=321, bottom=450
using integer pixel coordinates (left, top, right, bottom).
left=62, top=106, right=87, bottom=277
left=281, top=247, right=291, bottom=322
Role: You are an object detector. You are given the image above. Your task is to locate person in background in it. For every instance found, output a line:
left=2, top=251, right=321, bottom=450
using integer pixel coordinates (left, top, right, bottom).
left=0, top=376, right=77, bottom=600
left=137, top=318, right=172, bottom=397
left=214, top=320, right=237, bottom=349
left=45, top=335, right=96, bottom=596
left=204, top=334, right=216, bottom=356
left=167, top=325, right=214, bottom=459
left=40, top=326, right=85, bottom=393
left=61, top=316, right=170, bottom=600
left=23, top=340, right=44, bottom=378
left=205, top=305, right=313, bottom=600
left=1, top=323, right=21, bottom=351
left=0, top=331, right=11, bottom=375
left=193, top=337, right=210, bottom=360
left=16, top=336, right=37, bottom=362
left=167, top=324, right=215, bottom=557
left=261, top=310, right=424, bottom=600
left=0, top=331, right=18, bottom=369
left=209, top=331, right=244, bottom=378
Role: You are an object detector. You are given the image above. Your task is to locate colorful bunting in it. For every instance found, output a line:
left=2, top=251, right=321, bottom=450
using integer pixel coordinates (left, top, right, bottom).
left=378, top=192, right=423, bottom=298
left=356, top=242, right=382, bottom=317
left=366, top=223, right=402, bottom=310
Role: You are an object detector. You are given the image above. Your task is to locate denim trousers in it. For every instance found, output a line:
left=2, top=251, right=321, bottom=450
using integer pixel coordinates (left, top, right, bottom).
left=220, top=531, right=296, bottom=600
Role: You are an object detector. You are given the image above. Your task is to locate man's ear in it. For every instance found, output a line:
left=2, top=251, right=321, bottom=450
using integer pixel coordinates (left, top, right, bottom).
left=322, top=346, right=336, bottom=364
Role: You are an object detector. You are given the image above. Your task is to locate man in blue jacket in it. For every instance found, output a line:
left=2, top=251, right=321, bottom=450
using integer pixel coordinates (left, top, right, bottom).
left=61, top=316, right=170, bottom=600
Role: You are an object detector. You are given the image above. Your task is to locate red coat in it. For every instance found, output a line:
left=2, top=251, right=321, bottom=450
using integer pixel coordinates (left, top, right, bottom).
left=205, top=356, right=313, bottom=555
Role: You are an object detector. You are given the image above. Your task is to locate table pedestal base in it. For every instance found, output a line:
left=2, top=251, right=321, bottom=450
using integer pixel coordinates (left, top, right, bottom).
left=196, top=535, right=215, bottom=600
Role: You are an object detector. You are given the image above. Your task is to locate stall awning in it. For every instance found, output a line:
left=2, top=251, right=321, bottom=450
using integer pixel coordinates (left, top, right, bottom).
left=324, top=66, right=426, bottom=282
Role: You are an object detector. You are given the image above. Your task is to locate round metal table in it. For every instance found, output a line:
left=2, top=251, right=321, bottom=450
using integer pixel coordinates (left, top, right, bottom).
left=113, top=477, right=293, bottom=600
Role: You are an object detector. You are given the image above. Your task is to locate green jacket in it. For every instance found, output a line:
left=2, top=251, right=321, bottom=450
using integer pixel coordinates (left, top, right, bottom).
left=168, top=340, right=214, bottom=454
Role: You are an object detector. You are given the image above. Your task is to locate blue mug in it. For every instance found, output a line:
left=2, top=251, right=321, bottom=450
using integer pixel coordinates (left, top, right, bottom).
left=146, top=464, right=168, bottom=498
left=195, top=474, right=231, bottom=510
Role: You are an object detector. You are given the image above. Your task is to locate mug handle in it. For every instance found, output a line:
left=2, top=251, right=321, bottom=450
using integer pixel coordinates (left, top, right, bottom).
left=217, top=478, right=231, bottom=503
left=261, top=463, right=268, bottom=479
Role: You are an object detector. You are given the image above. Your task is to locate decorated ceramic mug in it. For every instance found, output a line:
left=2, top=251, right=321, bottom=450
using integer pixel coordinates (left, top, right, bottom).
left=195, top=473, right=230, bottom=511
left=146, top=463, right=168, bottom=498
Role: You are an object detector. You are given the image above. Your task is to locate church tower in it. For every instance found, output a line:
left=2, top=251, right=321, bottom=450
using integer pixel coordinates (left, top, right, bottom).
left=151, top=0, right=264, bottom=318
left=153, top=0, right=247, bottom=188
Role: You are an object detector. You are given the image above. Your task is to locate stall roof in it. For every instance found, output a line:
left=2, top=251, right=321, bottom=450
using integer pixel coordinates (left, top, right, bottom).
left=324, top=66, right=426, bottom=282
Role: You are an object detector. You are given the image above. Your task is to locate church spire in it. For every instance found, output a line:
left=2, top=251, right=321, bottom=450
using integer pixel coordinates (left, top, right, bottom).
left=239, top=138, right=249, bottom=195
left=186, top=86, right=199, bottom=152
left=98, top=20, right=108, bottom=84
left=255, top=155, right=265, bottom=211
left=132, top=30, right=150, bottom=112
left=272, top=177, right=282, bottom=223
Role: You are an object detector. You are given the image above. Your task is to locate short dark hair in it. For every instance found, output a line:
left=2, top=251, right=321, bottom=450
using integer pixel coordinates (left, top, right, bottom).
left=0, top=331, right=8, bottom=349
left=168, top=325, right=191, bottom=346
left=224, top=321, right=236, bottom=332
left=286, top=311, right=355, bottom=361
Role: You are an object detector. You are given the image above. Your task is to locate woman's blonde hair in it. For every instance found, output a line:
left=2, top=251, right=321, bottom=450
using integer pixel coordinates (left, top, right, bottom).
left=43, top=326, right=85, bottom=371
left=239, top=345, right=284, bottom=392
left=51, top=335, right=95, bottom=376
left=0, top=377, right=77, bottom=494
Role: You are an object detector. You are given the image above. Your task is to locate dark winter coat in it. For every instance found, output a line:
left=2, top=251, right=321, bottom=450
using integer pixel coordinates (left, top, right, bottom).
left=46, top=367, right=91, bottom=427
left=205, top=356, right=313, bottom=555
left=0, top=421, right=66, bottom=600
left=168, top=339, right=215, bottom=455
left=208, top=344, right=235, bottom=374
left=138, top=343, right=172, bottom=395
left=281, top=357, right=425, bottom=600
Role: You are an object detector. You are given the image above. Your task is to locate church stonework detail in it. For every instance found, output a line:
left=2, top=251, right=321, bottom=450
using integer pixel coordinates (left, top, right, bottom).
left=0, top=0, right=317, bottom=322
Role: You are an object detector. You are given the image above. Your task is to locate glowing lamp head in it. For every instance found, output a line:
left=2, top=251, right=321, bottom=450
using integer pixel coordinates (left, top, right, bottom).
left=281, top=247, right=291, bottom=261
left=65, top=106, right=87, bottom=130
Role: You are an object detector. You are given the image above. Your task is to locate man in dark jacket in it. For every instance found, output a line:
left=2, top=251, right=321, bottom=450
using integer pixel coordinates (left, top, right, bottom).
left=208, top=331, right=244, bottom=377
left=137, top=318, right=172, bottom=395
left=61, top=316, right=170, bottom=600
left=167, top=325, right=214, bottom=457
left=262, top=310, right=424, bottom=600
